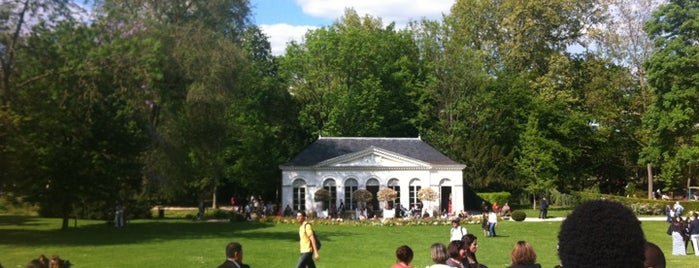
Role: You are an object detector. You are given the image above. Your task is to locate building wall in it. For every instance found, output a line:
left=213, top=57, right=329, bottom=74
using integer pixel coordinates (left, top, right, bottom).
left=281, top=168, right=464, bottom=217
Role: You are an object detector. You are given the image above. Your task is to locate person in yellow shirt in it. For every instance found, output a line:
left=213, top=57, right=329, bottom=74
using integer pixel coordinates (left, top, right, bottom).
left=296, top=211, right=319, bottom=268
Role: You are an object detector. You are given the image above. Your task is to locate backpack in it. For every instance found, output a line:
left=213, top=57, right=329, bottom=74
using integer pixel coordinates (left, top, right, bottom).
left=304, top=222, right=321, bottom=250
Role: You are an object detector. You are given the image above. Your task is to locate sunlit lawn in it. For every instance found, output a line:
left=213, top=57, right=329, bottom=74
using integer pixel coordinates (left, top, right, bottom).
left=0, top=214, right=695, bottom=268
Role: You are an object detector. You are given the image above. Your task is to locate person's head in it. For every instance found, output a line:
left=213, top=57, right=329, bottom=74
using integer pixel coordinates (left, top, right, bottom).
left=225, top=242, right=244, bottom=263
left=395, top=245, right=413, bottom=264
left=451, top=217, right=461, bottom=227
left=461, top=233, right=479, bottom=255
left=558, top=200, right=645, bottom=268
left=296, top=211, right=306, bottom=223
left=510, top=240, right=537, bottom=265
left=429, top=243, right=449, bottom=264
left=447, top=240, right=464, bottom=258
left=644, top=242, right=666, bottom=268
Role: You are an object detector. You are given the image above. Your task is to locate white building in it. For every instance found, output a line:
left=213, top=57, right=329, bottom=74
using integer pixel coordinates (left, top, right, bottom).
left=280, top=137, right=466, bottom=217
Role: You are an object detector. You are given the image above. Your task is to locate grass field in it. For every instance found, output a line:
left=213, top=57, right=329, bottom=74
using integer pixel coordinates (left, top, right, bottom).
left=0, top=214, right=696, bottom=268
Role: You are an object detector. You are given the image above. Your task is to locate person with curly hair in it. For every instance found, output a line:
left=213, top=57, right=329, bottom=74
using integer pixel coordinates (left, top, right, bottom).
left=557, top=199, right=645, bottom=268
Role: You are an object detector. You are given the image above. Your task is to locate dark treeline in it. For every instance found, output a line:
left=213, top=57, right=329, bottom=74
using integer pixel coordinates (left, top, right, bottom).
left=1, top=0, right=697, bottom=229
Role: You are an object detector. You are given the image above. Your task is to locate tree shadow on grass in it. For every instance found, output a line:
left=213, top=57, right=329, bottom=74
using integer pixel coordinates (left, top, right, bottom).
left=0, top=215, right=304, bottom=246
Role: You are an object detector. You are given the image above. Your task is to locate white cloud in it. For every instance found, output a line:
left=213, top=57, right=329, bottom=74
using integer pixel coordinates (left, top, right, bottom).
left=262, top=1, right=454, bottom=56
left=259, top=24, right=318, bottom=56
left=297, top=0, right=454, bottom=25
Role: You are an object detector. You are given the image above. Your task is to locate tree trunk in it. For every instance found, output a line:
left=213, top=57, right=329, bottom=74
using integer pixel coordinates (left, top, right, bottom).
left=647, top=163, right=653, bottom=199
left=212, top=188, right=217, bottom=209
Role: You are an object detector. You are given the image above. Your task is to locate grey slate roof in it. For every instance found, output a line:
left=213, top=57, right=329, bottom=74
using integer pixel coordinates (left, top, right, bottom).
left=283, top=137, right=462, bottom=166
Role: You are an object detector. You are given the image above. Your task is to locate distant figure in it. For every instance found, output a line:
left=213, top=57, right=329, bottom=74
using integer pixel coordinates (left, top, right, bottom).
left=669, top=216, right=686, bottom=255
left=480, top=212, right=489, bottom=237
left=391, top=245, right=414, bottom=268
left=689, top=212, right=699, bottom=256
left=673, top=201, right=684, bottom=217
left=508, top=241, right=541, bottom=268
left=501, top=202, right=511, bottom=217
left=557, top=200, right=645, bottom=268
left=114, top=204, right=125, bottom=227
left=218, top=242, right=249, bottom=268
left=487, top=209, right=498, bottom=237
left=450, top=217, right=468, bottom=242
left=644, top=242, right=666, bottom=268
left=425, top=243, right=451, bottom=268
left=539, top=197, right=548, bottom=219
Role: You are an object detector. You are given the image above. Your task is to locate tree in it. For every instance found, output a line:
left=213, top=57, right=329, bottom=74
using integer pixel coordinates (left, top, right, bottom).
left=589, top=0, right=663, bottom=198
left=0, top=0, right=76, bottom=104
left=96, top=0, right=254, bottom=209
left=641, top=0, right=699, bottom=193
left=8, top=20, right=155, bottom=229
left=280, top=9, right=422, bottom=137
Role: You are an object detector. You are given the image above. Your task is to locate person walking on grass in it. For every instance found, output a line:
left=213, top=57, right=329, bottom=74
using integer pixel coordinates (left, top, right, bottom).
left=296, top=211, right=319, bottom=268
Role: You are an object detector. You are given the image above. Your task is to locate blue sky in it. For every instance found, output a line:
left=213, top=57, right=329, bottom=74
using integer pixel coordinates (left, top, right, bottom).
left=250, top=0, right=455, bottom=55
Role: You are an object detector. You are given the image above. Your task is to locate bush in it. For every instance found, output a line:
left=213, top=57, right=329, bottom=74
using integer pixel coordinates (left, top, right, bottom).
left=478, top=192, right=511, bottom=206
left=511, top=210, right=527, bottom=222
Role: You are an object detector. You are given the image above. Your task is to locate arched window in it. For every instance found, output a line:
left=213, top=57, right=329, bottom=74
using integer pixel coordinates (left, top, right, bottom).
left=292, top=179, right=307, bottom=211
left=409, top=179, right=421, bottom=209
left=323, top=179, right=337, bottom=209
left=388, top=178, right=400, bottom=208
left=344, top=178, right=358, bottom=210
left=366, top=178, right=380, bottom=210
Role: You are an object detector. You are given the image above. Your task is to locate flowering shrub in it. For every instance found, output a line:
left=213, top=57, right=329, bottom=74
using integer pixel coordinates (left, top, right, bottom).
left=629, top=202, right=663, bottom=215
left=417, top=188, right=438, bottom=201
left=376, top=188, right=398, bottom=202
left=353, top=189, right=374, bottom=202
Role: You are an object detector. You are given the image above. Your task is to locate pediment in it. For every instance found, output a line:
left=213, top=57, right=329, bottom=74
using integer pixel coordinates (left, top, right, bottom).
left=315, top=146, right=430, bottom=168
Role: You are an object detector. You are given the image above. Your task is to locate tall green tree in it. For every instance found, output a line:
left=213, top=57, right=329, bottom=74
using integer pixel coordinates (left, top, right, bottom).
left=97, top=0, right=253, bottom=210
left=641, top=0, right=699, bottom=192
left=590, top=0, right=662, bottom=198
left=9, top=20, right=155, bottom=229
left=222, top=26, right=306, bottom=201
left=281, top=9, right=422, bottom=137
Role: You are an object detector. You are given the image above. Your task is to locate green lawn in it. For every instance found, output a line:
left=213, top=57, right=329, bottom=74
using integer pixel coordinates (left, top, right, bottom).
left=0, top=215, right=694, bottom=268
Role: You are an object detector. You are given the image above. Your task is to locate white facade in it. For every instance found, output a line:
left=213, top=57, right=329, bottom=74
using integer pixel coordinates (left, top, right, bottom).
left=280, top=145, right=465, bottom=216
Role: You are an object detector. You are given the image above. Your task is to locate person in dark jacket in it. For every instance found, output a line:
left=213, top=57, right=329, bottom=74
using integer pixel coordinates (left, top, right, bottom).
left=218, top=242, right=250, bottom=268
left=539, top=198, right=548, bottom=219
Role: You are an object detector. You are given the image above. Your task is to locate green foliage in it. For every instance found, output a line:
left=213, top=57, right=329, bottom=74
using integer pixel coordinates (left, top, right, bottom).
left=640, top=0, right=699, bottom=192
left=314, top=189, right=331, bottom=202
left=511, top=210, right=527, bottom=221
left=280, top=9, right=421, bottom=137
left=478, top=192, right=512, bottom=205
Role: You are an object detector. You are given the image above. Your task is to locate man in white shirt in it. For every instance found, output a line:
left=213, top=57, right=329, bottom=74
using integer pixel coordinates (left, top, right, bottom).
left=449, top=217, right=467, bottom=241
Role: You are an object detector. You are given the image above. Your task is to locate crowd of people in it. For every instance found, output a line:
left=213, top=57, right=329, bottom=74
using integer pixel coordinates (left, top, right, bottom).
left=664, top=201, right=699, bottom=256
left=392, top=199, right=669, bottom=268
left=211, top=199, right=675, bottom=268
